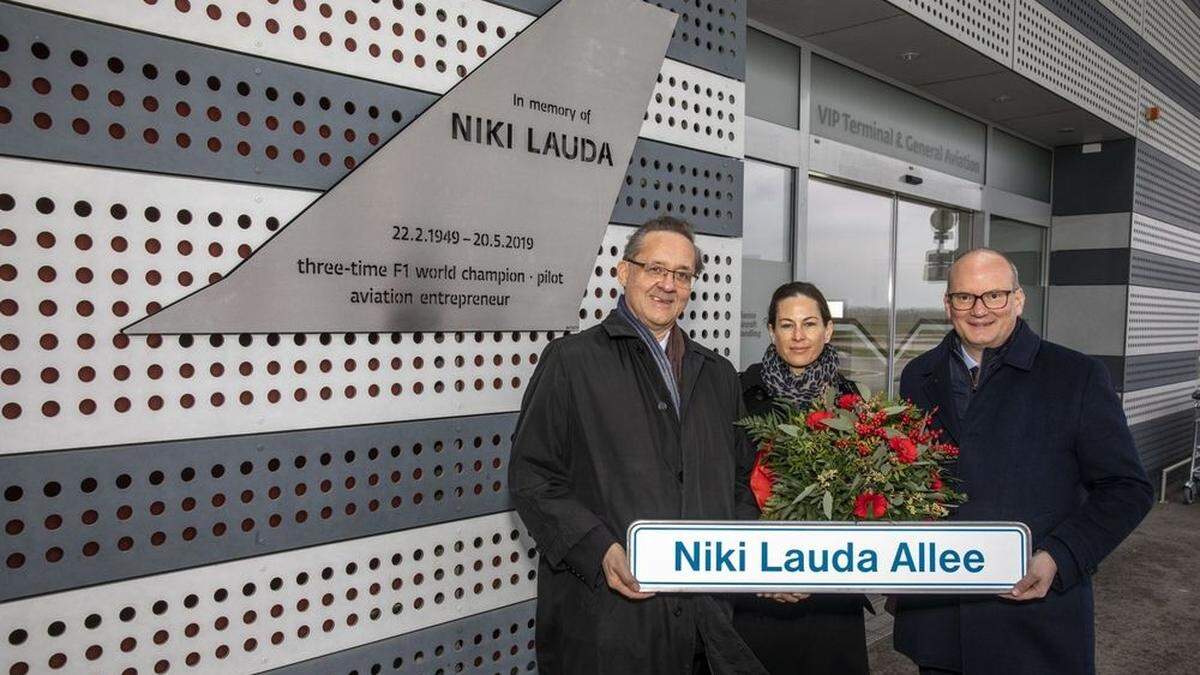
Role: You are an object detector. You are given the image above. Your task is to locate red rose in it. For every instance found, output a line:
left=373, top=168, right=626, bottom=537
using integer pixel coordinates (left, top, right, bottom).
left=836, top=393, right=861, bottom=410
left=929, top=471, right=944, bottom=491
left=853, top=491, right=888, bottom=519
left=806, top=410, right=835, bottom=431
left=889, top=436, right=918, bottom=464
left=749, top=442, right=775, bottom=509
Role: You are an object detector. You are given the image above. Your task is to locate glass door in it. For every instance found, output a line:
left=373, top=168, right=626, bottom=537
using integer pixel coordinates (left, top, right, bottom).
left=802, top=178, right=974, bottom=396
left=803, top=178, right=895, bottom=395
left=893, top=200, right=973, bottom=393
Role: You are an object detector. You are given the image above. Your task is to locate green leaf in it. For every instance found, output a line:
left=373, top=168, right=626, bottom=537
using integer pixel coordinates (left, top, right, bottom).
left=821, top=416, right=855, bottom=432
left=858, top=382, right=872, bottom=400
left=883, top=405, right=908, bottom=415
left=777, top=424, right=800, bottom=438
left=822, top=490, right=833, bottom=520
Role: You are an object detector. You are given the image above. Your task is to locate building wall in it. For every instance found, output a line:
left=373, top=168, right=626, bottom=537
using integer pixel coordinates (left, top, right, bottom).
left=0, top=1, right=745, bottom=673
left=881, top=0, right=1200, bottom=477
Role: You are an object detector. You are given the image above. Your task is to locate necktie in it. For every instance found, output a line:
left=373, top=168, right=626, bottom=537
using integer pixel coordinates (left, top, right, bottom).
left=969, top=365, right=980, bottom=390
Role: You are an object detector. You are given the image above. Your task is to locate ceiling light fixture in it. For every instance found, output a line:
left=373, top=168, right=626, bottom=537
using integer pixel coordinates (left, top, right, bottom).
left=1057, top=126, right=1076, bottom=133
left=899, top=51, right=921, bottom=61
left=993, top=94, right=1013, bottom=103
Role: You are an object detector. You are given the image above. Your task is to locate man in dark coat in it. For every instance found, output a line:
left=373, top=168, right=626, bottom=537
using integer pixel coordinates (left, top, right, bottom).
left=894, top=248, right=1154, bottom=674
left=508, top=216, right=765, bottom=674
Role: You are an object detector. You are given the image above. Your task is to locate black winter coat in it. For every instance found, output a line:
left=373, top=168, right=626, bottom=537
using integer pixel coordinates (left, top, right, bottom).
left=508, top=311, right=766, bottom=674
left=734, top=363, right=870, bottom=675
left=894, top=322, right=1154, bottom=674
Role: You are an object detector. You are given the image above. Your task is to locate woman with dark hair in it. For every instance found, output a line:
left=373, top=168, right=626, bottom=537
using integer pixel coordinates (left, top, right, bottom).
left=735, top=281, right=870, bottom=674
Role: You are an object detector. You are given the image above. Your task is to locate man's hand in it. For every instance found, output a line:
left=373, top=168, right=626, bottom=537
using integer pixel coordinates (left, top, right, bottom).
left=602, top=543, right=655, bottom=600
left=757, top=592, right=810, bottom=603
left=1001, top=550, right=1057, bottom=601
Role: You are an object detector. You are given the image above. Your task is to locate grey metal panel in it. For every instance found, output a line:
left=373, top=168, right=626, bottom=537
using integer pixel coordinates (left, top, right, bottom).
left=1045, top=284, right=1128, bottom=356
left=1130, top=248, right=1200, bottom=293
left=0, top=413, right=517, bottom=601
left=1052, top=140, right=1136, bottom=217
left=746, top=28, right=800, bottom=129
left=1129, top=408, right=1194, bottom=476
left=1125, top=351, right=1200, bottom=391
left=1050, top=213, right=1131, bottom=251
left=1049, top=248, right=1130, bottom=285
left=988, top=129, right=1051, bottom=203
left=265, top=600, right=536, bottom=675
left=0, top=2, right=436, bottom=190
left=612, top=139, right=744, bottom=236
left=1033, top=0, right=1141, bottom=70
left=492, top=0, right=745, bottom=80
left=1135, top=141, right=1200, bottom=233
left=1141, top=47, right=1200, bottom=126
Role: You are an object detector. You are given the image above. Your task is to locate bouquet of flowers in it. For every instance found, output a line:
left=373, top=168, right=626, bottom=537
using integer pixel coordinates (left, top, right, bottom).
left=740, top=386, right=966, bottom=521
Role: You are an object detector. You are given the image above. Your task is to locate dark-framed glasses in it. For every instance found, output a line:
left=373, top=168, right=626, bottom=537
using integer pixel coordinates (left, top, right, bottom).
left=946, top=289, right=1017, bottom=311
left=623, top=258, right=698, bottom=286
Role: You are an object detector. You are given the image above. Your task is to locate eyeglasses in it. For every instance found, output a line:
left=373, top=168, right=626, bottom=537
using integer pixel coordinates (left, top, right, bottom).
left=946, top=289, right=1017, bottom=311
left=623, top=258, right=698, bottom=286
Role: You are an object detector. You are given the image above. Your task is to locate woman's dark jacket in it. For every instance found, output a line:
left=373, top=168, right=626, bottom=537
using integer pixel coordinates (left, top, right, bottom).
left=734, top=362, right=870, bottom=675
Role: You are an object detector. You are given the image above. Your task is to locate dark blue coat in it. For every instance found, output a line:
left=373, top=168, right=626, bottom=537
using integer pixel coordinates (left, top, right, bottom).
left=894, top=322, right=1153, bottom=674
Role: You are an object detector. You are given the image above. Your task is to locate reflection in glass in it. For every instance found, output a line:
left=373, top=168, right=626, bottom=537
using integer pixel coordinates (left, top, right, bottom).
left=739, top=160, right=794, bottom=366
left=894, top=200, right=973, bottom=393
left=803, top=179, right=893, bottom=395
left=989, top=217, right=1047, bottom=333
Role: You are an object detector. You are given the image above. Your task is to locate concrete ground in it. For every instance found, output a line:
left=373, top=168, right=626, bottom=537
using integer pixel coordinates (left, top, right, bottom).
left=865, top=498, right=1200, bottom=674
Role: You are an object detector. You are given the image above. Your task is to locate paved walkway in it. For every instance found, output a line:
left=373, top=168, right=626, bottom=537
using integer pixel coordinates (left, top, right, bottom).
left=866, top=499, right=1200, bottom=674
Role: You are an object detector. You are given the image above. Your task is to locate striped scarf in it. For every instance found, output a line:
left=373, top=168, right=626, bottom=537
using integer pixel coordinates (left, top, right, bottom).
left=616, top=295, right=682, bottom=414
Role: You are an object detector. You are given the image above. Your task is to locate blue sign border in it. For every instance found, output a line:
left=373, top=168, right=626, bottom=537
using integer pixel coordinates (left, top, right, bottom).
left=627, top=521, right=1030, bottom=593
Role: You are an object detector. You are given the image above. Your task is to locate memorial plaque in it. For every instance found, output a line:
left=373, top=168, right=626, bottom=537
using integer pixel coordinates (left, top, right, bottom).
left=126, top=0, right=676, bottom=334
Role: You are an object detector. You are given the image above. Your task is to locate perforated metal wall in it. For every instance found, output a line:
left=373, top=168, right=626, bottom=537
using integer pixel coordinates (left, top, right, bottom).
left=1100, top=0, right=1144, bottom=30
left=267, top=600, right=536, bottom=675
left=1015, top=0, right=1139, bottom=133
left=492, top=0, right=746, bottom=80
left=885, top=0, right=1014, bottom=65
left=15, top=0, right=533, bottom=94
left=1130, top=408, right=1194, bottom=473
left=1034, top=0, right=1142, bottom=69
left=1124, top=350, right=1200, bottom=390
left=1144, top=0, right=1200, bottom=87
left=1122, top=378, right=1198, bottom=424
left=1132, top=213, right=1200, bottom=263
left=580, top=226, right=742, bottom=364
left=1125, top=285, right=1200, bottom=356
left=0, top=1, right=437, bottom=189
left=0, top=0, right=749, bottom=669
left=0, top=510, right=538, bottom=675
left=1139, top=81, right=1200, bottom=174
left=0, top=412, right=517, bottom=601
left=611, top=139, right=744, bottom=237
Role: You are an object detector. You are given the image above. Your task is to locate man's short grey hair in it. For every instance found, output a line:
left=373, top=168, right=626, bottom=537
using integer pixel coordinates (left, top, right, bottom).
left=622, top=215, right=705, bottom=275
left=949, top=247, right=1020, bottom=289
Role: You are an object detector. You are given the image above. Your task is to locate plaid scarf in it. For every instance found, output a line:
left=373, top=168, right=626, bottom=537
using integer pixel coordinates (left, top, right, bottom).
left=616, top=295, right=684, bottom=414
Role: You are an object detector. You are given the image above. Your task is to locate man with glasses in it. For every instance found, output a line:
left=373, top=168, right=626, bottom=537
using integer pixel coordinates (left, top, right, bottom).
left=893, top=248, right=1153, bottom=674
left=509, top=216, right=764, bottom=674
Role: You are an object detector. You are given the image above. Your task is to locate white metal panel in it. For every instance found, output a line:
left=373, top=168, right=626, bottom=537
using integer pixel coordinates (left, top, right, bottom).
left=1100, top=0, right=1143, bottom=31
left=1131, top=212, right=1200, bottom=264
left=1014, top=0, right=1139, bottom=134
left=14, top=0, right=534, bottom=94
left=1125, top=285, right=1200, bottom=356
left=885, top=0, right=1014, bottom=66
left=1144, top=0, right=1200, bottom=87
left=581, top=226, right=742, bottom=367
left=0, top=510, right=537, bottom=675
left=640, top=59, right=745, bottom=159
left=0, top=158, right=743, bottom=452
left=1139, top=79, right=1200, bottom=174
left=1122, top=378, right=1198, bottom=425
